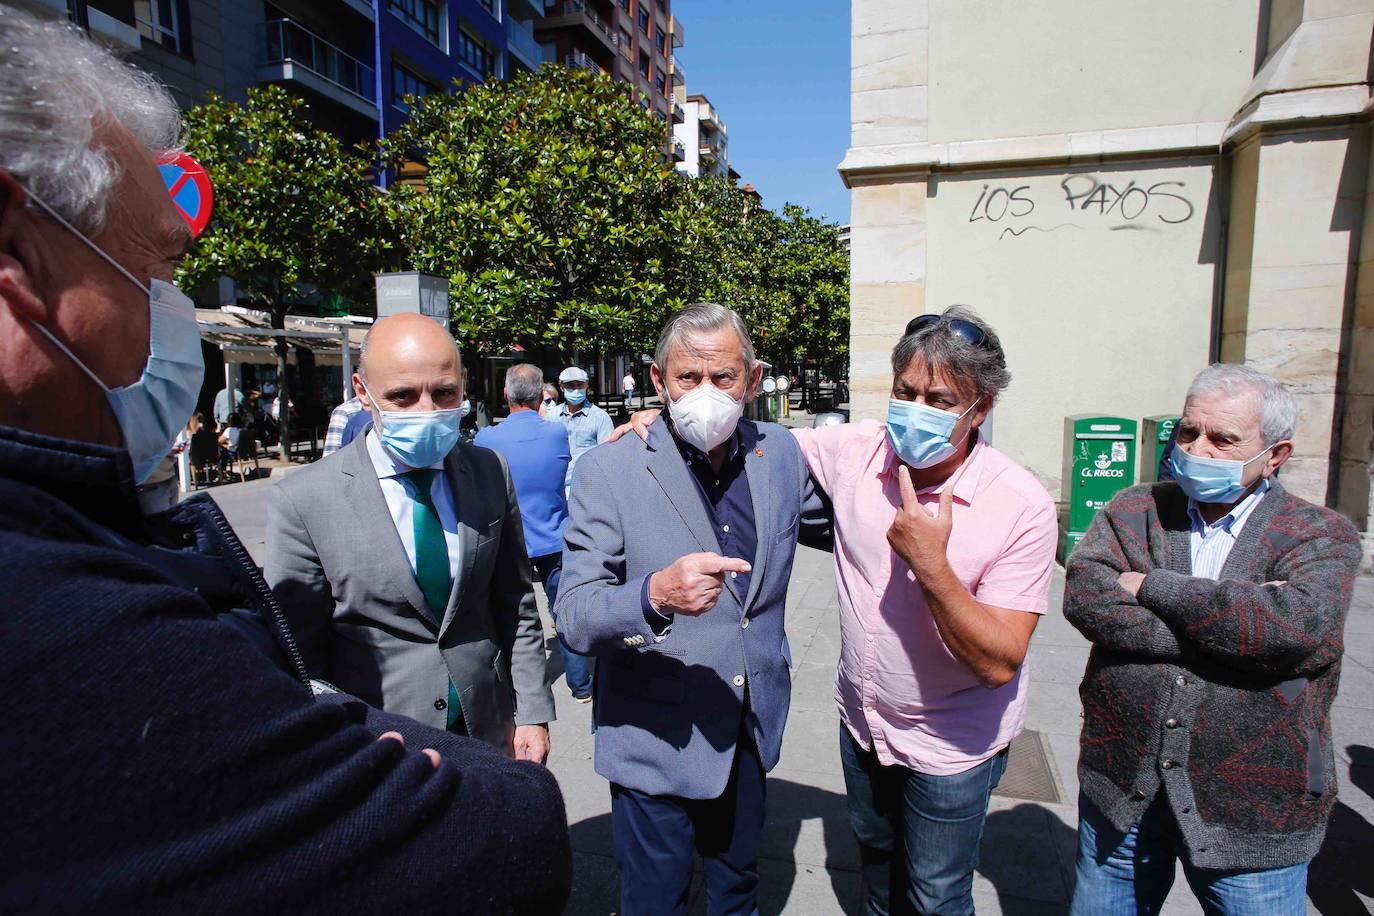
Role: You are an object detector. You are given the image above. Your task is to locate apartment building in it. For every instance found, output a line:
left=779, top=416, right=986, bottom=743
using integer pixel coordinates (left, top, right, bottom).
left=21, top=0, right=516, bottom=151
left=672, top=91, right=733, bottom=180
left=535, top=0, right=683, bottom=157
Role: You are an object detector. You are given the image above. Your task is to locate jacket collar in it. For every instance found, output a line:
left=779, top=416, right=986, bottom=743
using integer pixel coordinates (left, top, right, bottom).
left=0, top=424, right=140, bottom=531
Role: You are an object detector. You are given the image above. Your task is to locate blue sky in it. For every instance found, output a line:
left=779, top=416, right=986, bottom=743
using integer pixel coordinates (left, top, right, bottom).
left=672, top=0, right=851, bottom=226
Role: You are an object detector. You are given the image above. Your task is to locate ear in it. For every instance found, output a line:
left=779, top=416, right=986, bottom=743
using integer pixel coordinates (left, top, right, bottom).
left=1265, top=440, right=1293, bottom=477
left=352, top=372, right=370, bottom=408
left=745, top=361, right=764, bottom=400
left=650, top=362, right=666, bottom=400
left=0, top=170, right=49, bottom=324
left=969, top=394, right=993, bottom=429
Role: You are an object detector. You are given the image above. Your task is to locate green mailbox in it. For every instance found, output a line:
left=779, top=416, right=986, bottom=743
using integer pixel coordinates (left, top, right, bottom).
left=1140, top=415, right=1180, bottom=483
left=1062, top=415, right=1138, bottom=555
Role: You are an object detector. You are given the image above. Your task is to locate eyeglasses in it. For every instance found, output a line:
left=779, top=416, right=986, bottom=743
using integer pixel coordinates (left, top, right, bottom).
left=904, top=314, right=991, bottom=350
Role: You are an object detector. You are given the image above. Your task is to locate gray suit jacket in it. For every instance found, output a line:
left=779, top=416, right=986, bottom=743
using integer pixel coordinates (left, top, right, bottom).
left=555, top=417, right=829, bottom=799
left=264, top=434, right=554, bottom=750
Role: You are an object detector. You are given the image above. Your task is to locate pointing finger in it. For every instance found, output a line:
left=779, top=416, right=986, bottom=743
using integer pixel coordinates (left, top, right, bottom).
left=897, top=464, right=919, bottom=510
left=935, top=485, right=953, bottom=520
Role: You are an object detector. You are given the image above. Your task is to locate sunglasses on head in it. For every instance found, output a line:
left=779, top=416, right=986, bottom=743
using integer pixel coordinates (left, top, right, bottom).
left=904, top=314, right=991, bottom=349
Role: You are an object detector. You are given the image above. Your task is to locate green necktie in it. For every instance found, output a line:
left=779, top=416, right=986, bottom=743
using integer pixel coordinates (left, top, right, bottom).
left=402, top=468, right=461, bottom=729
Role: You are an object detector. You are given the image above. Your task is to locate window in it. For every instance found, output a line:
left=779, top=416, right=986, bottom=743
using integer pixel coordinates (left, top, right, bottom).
left=619, top=28, right=633, bottom=58
left=393, top=0, right=442, bottom=46
left=638, top=50, right=649, bottom=78
left=392, top=62, right=438, bottom=111
left=477, top=0, right=498, bottom=16
left=134, top=0, right=182, bottom=53
left=457, top=28, right=497, bottom=78
left=654, top=25, right=666, bottom=55
left=618, top=0, right=630, bottom=11
left=654, top=71, right=665, bottom=96
left=637, top=5, right=649, bottom=34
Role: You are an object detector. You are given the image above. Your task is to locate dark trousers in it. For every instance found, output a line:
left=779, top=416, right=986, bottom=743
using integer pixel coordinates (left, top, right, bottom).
left=530, top=552, right=593, bottom=698
left=839, top=723, right=1007, bottom=916
left=610, top=737, right=766, bottom=916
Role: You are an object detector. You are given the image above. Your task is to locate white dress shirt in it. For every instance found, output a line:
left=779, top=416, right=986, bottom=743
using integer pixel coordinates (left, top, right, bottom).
left=1187, top=478, right=1270, bottom=580
left=366, top=430, right=462, bottom=584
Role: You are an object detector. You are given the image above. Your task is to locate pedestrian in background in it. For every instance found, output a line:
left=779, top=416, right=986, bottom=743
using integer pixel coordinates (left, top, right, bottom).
left=323, top=395, right=363, bottom=456
left=1065, top=363, right=1359, bottom=915
left=541, top=382, right=559, bottom=418
left=476, top=364, right=592, bottom=702
left=547, top=366, right=613, bottom=483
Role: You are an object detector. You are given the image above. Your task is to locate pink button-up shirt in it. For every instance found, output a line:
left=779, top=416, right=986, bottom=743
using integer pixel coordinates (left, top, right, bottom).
left=792, top=421, right=1058, bottom=775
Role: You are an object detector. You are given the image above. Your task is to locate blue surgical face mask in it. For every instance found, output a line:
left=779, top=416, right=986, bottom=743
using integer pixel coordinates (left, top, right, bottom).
left=1169, top=444, right=1273, bottom=504
left=21, top=193, right=204, bottom=485
left=885, top=397, right=980, bottom=469
left=363, top=382, right=462, bottom=468
left=564, top=387, right=587, bottom=406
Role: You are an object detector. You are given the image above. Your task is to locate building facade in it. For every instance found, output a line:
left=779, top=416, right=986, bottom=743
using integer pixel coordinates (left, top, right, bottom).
left=672, top=92, right=730, bottom=179
left=842, top=0, right=1374, bottom=557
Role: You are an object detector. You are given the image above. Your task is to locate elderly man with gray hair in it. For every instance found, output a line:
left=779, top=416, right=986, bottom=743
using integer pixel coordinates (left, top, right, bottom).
left=556, top=302, right=831, bottom=915
left=1065, top=363, right=1361, bottom=915
left=0, top=9, right=569, bottom=911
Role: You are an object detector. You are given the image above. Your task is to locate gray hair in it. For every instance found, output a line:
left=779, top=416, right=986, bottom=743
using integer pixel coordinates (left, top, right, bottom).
left=542, top=383, right=558, bottom=400
left=891, top=305, right=1011, bottom=402
left=0, top=6, right=181, bottom=234
left=1186, top=363, right=1297, bottom=446
left=505, top=363, right=545, bottom=407
left=654, top=302, right=756, bottom=377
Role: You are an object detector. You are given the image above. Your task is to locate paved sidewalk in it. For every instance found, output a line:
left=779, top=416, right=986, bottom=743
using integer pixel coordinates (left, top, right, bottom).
left=210, top=480, right=1373, bottom=914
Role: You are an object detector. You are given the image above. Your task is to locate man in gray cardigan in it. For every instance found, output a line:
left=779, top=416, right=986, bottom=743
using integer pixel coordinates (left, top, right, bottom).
left=1065, top=363, right=1361, bottom=914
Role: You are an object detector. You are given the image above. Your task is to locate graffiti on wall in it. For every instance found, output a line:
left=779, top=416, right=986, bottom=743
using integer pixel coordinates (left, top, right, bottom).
left=966, top=174, right=1197, bottom=240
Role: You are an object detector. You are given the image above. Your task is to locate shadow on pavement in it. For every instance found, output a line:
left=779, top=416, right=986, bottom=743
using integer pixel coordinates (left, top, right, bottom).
left=980, top=802, right=1078, bottom=915
left=566, top=777, right=858, bottom=915
left=1308, top=744, right=1374, bottom=916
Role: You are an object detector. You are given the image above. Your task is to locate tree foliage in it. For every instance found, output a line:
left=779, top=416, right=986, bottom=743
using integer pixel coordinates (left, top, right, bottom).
left=383, top=66, right=686, bottom=357
left=176, top=85, right=392, bottom=453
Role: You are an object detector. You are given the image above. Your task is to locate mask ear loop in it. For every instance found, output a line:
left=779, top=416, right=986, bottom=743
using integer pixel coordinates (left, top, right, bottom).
left=25, top=191, right=151, bottom=296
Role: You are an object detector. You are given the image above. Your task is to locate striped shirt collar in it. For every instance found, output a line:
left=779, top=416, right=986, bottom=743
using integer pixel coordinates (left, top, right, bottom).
left=1187, top=477, right=1271, bottom=538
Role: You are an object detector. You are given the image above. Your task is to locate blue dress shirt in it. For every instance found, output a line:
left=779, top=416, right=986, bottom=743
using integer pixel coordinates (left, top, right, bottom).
left=474, top=411, right=572, bottom=560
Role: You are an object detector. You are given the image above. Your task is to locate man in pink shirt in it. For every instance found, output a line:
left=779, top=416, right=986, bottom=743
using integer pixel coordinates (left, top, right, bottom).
left=792, top=307, right=1058, bottom=916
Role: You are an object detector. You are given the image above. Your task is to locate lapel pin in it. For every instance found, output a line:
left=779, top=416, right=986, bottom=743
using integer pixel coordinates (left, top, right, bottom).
left=755, top=448, right=763, bottom=458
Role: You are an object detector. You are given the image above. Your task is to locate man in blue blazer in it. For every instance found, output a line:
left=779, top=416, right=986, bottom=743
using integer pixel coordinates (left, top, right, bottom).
left=475, top=362, right=592, bottom=700
left=556, top=303, right=830, bottom=916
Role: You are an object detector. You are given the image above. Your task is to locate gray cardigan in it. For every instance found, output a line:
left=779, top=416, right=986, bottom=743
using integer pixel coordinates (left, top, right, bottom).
left=1064, top=480, right=1361, bottom=870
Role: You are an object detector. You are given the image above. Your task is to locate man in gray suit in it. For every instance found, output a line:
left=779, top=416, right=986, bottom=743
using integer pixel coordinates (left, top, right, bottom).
left=556, top=303, right=829, bottom=915
left=266, top=313, right=554, bottom=762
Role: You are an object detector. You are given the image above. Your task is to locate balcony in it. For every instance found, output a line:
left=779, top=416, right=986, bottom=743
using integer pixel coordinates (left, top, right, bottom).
left=565, top=51, right=607, bottom=76
left=257, top=19, right=377, bottom=120
left=668, top=14, right=684, bottom=48
left=506, top=17, right=544, bottom=71
left=672, top=138, right=685, bottom=161
left=670, top=56, right=685, bottom=88
left=672, top=100, right=684, bottom=123
left=539, top=0, right=617, bottom=55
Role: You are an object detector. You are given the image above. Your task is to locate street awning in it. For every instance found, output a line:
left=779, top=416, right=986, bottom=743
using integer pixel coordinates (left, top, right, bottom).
left=195, top=308, right=368, bottom=367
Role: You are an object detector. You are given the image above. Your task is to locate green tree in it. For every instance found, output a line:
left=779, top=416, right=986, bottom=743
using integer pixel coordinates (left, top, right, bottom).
left=382, top=65, right=685, bottom=361
left=176, top=85, right=391, bottom=457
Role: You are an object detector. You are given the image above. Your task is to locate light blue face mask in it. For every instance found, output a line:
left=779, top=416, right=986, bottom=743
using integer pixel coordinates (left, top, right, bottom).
left=363, top=382, right=462, bottom=468
left=564, top=387, right=587, bottom=406
left=885, top=397, right=980, bottom=469
left=1169, top=444, right=1273, bottom=504
left=22, top=193, right=204, bottom=485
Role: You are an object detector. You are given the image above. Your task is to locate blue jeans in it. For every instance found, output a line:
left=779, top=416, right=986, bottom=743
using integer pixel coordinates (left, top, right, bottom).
left=531, top=553, right=592, bottom=698
left=839, top=722, right=1008, bottom=916
left=1070, top=792, right=1308, bottom=916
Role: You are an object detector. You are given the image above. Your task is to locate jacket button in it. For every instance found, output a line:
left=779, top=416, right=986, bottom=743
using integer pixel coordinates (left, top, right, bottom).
left=434, top=699, right=447, bottom=711
left=1175, top=675, right=1187, bottom=687
left=740, top=618, right=749, bottom=629
left=1161, top=759, right=1175, bottom=770
left=1131, top=790, right=1147, bottom=801
left=733, top=675, right=745, bottom=687
left=1165, top=718, right=1180, bottom=728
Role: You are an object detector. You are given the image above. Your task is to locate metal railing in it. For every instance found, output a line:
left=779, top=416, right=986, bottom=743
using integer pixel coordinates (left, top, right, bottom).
left=548, top=0, right=615, bottom=44
left=258, top=19, right=375, bottom=103
left=672, top=100, right=684, bottom=122
left=672, top=138, right=685, bottom=159
left=565, top=51, right=606, bottom=75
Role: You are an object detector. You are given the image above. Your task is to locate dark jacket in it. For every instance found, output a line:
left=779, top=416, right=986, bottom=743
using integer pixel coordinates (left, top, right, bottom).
left=0, top=425, right=570, bottom=914
left=1064, top=480, right=1360, bottom=870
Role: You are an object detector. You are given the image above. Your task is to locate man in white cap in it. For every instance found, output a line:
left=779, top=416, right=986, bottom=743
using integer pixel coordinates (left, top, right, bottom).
left=547, top=366, right=614, bottom=481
